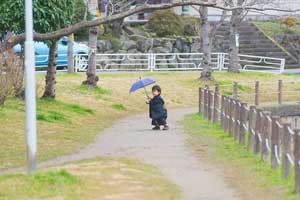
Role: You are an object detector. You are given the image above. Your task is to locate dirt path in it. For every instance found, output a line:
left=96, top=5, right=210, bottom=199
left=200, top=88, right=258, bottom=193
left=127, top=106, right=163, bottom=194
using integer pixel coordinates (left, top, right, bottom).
left=32, top=108, right=240, bottom=200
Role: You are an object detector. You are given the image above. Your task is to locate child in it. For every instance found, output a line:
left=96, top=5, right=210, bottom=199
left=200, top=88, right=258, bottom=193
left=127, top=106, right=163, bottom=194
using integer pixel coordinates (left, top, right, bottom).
left=147, top=85, right=169, bottom=131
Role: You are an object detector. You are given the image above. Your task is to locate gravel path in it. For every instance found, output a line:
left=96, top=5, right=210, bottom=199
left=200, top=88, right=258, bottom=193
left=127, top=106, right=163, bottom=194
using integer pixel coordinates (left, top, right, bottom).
left=4, top=108, right=242, bottom=200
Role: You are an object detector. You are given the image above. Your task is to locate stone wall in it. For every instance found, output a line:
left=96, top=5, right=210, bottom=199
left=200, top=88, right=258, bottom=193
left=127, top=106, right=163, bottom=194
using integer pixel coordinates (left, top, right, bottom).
left=97, top=35, right=225, bottom=54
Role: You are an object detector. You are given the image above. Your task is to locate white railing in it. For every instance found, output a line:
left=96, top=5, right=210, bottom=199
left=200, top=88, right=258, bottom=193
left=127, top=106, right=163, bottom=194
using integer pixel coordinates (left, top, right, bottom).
left=74, top=53, right=285, bottom=73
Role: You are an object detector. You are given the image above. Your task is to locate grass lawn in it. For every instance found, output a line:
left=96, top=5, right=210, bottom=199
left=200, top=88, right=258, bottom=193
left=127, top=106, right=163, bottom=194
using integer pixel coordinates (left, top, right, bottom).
left=182, top=114, right=300, bottom=200
left=1, top=71, right=300, bottom=170
left=0, top=158, right=179, bottom=200
left=254, top=21, right=300, bottom=36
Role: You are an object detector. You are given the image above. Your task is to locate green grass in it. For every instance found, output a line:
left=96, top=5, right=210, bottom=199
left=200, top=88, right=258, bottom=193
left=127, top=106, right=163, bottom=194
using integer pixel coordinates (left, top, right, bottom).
left=2, top=71, right=300, bottom=170
left=182, top=114, right=300, bottom=200
left=254, top=21, right=300, bottom=36
left=111, top=103, right=126, bottom=111
left=0, top=158, right=179, bottom=200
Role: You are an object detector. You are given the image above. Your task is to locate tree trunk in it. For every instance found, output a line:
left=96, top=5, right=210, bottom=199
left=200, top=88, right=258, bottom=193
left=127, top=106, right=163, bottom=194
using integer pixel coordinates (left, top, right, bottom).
left=228, top=0, right=244, bottom=73
left=67, top=34, right=75, bottom=73
left=228, top=14, right=240, bottom=73
left=109, top=18, right=124, bottom=38
left=42, top=42, right=58, bottom=98
left=199, top=6, right=213, bottom=81
left=82, top=26, right=99, bottom=89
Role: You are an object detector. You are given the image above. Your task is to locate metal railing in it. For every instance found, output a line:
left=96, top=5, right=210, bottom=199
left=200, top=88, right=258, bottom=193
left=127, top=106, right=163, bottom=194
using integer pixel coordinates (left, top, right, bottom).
left=74, top=53, right=286, bottom=73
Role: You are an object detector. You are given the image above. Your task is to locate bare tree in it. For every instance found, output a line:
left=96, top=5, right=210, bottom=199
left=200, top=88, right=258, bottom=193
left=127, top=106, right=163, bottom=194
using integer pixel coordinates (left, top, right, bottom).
left=227, top=0, right=276, bottom=72
left=82, top=26, right=99, bottom=88
left=198, top=1, right=227, bottom=81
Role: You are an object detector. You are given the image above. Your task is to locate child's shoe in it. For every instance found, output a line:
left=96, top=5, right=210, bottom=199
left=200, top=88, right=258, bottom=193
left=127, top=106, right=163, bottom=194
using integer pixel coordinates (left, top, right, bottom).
left=152, top=126, right=160, bottom=130
left=162, top=125, right=169, bottom=131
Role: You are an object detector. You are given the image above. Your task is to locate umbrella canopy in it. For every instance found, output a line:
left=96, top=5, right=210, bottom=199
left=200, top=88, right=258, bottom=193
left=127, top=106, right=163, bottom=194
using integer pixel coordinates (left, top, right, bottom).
left=129, top=77, right=157, bottom=93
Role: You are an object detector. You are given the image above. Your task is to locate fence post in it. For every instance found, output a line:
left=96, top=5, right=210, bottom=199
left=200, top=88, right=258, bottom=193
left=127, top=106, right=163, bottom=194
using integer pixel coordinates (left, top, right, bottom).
left=261, top=112, right=271, bottom=163
left=278, top=80, right=282, bottom=105
left=271, top=116, right=281, bottom=170
left=248, top=106, right=256, bottom=151
left=229, top=98, right=235, bottom=135
left=199, top=87, right=203, bottom=114
left=208, top=90, right=213, bottom=121
left=239, top=103, right=248, bottom=145
left=254, top=109, right=263, bottom=155
left=204, top=87, right=208, bottom=119
left=255, top=81, right=260, bottom=106
left=233, top=82, right=238, bottom=99
left=221, top=95, right=225, bottom=128
left=224, top=97, right=230, bottom=133
left=213, top=85, right=220, bottom=123
left=282, top=123, right=293, bottom=179
left=294, top=130, right=300, bottom=193
left=234, top=100, right=241, bottom=141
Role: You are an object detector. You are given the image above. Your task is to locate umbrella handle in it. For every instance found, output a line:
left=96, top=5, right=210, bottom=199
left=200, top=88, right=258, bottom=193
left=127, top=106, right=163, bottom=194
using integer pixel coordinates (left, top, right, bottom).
left=144, top=87, right=150, bottom=99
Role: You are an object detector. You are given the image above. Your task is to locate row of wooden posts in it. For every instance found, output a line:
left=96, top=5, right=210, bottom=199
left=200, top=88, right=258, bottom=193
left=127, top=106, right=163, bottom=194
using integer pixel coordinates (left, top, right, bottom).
left=199, top=84, right=300, bottom=193
left=231, top=80, right=283, bottom=105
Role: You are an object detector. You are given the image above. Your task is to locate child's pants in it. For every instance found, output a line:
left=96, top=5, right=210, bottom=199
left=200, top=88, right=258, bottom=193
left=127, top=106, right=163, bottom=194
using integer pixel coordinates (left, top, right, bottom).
left=152, top=118, right=167, bottom=126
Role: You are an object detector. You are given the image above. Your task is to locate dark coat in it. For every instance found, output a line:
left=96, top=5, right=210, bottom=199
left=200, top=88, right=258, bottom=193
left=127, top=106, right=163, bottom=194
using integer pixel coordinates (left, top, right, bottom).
left=149, top=95, right=167, bottom=120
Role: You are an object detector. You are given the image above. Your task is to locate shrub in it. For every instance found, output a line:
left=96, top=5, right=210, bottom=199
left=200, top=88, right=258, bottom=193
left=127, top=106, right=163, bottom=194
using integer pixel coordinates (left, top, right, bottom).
left=281, top=16, right=297, bottom=27
left=147, top=10, right=184, bottom=37
left=183, top=17, right=200, bottom=36
left=0, top=45, right=24, bottom=104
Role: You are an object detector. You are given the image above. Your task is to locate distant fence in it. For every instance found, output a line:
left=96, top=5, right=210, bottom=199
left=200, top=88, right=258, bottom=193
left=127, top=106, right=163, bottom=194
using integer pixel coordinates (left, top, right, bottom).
left=73, top=53, right=285, bottom=73
left=199, top=83, right=300, bottom=193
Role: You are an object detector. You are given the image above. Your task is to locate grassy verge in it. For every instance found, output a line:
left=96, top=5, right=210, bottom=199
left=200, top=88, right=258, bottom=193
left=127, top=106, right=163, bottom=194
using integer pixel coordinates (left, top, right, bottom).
left=1, top=72, right=300, bottom=170
left=0, top=158, right=179, bottom=200
left=254, top=21, right=300, bottom=36
left=182, top=113, right=300, bottom=200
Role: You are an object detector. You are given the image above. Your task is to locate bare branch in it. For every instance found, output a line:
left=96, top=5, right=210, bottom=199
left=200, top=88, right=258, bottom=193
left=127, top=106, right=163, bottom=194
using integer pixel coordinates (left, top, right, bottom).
left=5, top=0, right=300, bottom=47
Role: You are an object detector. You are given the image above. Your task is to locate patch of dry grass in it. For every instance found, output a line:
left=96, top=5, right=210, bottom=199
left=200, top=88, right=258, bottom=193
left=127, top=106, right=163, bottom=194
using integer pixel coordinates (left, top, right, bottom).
left=0, top=158, right=179, bottom=200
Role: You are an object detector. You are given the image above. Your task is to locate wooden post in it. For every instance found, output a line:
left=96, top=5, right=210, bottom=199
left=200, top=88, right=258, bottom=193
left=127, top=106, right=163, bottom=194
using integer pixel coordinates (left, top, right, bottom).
left=199, top=87, right=202, bottom=114
left=248, top=106, right=256, bottom=151
left=224, top=97, right=229, bottom=133
left=204, top=88, right=208, bottom=119
left=255, top=81, right=260, bottom=106
left=271, top=116, right=280, bottom=170
left=254, top=109, right=263, bottom=155
left=221, top=95, right=225, bottom=128
left=294, top=129, right=300, bottom=193
left=229, top=98, right=235, bottom=135
left=234, top=101, right=241, bottom=141
left=208, top=90, right=214, bottom=121
left=282, top=123, right=293, bottom=179
left=239, top=103, right=248, bottom=144
left=261, top=112, right=271, bottom=163
left=213, top=85, right=220, bottom=123
left=233, top=82, right=238, bottom=99
left=278, top=80, right=282, bottom=105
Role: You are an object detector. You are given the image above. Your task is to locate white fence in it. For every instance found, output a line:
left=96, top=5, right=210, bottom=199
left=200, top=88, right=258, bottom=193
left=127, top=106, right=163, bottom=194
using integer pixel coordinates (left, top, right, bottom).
left=34, top=52, right=285, bottom=73
left=74, top=53, right=285, bottom=73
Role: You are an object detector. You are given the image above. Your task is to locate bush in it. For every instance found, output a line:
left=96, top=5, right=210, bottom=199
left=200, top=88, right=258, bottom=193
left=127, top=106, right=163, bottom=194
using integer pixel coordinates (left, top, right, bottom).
left=147, top=10, right=184, bottom=37
left=183, top=17, right=200, bottom=36
left=0, top=46, right=24, bottom=104
left=281, top=16, right=297, bottom=27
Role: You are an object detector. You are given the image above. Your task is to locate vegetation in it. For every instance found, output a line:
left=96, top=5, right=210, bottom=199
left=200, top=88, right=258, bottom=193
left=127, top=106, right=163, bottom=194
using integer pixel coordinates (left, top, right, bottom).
left=183, top=114, right=300, bottom=199
left=147, top=10, right=184, bottom=37
left=0, top=158, right=179, bottom=200
left=73, top=0, right=93, bottom=41
left=254, top=21, right=300, bottom=36
left=2, top=72, right=300, bottom=170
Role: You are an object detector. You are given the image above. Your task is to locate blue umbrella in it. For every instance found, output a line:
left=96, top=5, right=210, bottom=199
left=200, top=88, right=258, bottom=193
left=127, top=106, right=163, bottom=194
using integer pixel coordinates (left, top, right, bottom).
left=130, top=77, right=157, bottom=98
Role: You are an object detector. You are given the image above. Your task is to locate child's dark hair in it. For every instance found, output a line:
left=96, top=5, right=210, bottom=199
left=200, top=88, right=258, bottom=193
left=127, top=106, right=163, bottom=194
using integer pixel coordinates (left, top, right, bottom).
left=152, top=85, right=161, bottom=93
